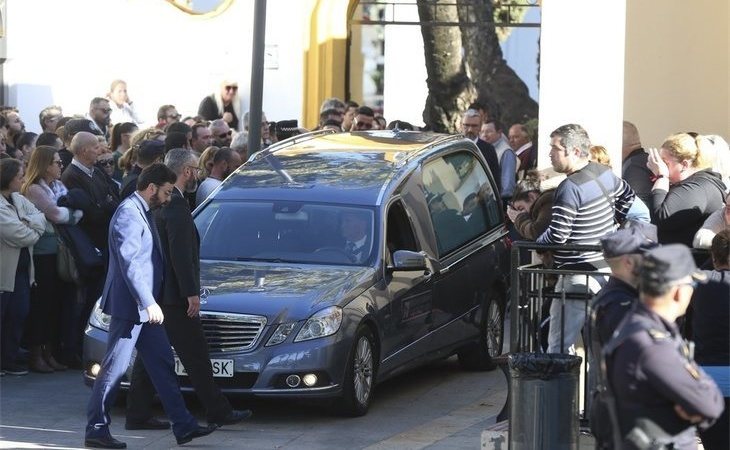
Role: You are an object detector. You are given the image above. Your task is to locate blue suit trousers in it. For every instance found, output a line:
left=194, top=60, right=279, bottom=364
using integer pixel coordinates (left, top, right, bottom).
left=86, top=317, right=197, bottom=439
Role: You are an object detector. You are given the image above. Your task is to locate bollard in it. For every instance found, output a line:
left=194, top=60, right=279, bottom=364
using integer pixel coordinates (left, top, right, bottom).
left=508, top=352, right=582, bottom=450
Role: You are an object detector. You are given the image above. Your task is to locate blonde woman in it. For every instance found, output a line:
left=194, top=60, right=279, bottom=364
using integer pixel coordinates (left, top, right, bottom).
left=21, top=146, right=83, bottom=373
left=198, top=145, right=220, bottom=181
left=647, top=133, right=727, bottom=245
left=197, top=80, right=241, bottom=130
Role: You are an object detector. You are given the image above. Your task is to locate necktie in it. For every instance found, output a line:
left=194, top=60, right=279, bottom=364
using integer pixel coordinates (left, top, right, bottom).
left=145, top=210, right=162, bottom=257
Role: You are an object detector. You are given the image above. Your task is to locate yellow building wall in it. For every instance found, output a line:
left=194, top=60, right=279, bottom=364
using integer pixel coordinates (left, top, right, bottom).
left=624, top=0, right=730, bottom=147
left=303, top=0, right=356, bottom=129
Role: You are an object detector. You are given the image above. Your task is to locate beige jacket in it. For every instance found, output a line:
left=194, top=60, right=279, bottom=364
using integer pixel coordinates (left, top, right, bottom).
left=0, top=192, right=46, bottom=292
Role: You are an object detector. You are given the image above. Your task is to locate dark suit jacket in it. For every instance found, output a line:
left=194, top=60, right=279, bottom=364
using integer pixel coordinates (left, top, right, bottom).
left=155, top=188, right=200, bottom=306
left=120, top=165, right=143, bottom=199
left=622, top=148, right=653, bottom=210
left=61, top=163, right=120, bottom=251
left=475, top=139, right=502, bottom=193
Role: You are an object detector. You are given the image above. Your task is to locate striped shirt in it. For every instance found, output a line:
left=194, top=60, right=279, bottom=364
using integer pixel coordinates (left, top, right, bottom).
left=537, top=162, right=635, bottom=267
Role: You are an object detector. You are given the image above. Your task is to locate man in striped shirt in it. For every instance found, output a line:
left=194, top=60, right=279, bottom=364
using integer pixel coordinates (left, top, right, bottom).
left=537, top=124, right=635, bottom=353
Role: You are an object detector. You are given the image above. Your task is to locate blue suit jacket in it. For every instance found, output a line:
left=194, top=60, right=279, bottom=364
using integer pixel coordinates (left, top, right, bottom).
left=100, top=193, right=163, bottom=322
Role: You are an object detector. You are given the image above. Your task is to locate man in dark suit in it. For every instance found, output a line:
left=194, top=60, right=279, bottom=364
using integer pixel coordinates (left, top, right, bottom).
left=61, top=131, right=120, bottom=367
left=340, top=209, right=372, bottom=264
left=461, top=109, right=502, bottom=193
left=85, top=164, right=216, bottom=449
left=61, top=131, right=119, bottom=254
left=125, top=149, right=251, bottom=429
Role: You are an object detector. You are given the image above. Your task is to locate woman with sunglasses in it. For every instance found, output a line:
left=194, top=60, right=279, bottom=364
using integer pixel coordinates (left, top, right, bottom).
left=197, top=80, right=241, bottom=130
left=21, top=146, right=83, bottom=373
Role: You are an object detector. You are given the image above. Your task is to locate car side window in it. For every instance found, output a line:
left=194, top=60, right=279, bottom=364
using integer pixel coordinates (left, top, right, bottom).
left=422, top=151, right=501, bottom=256
left=386, top=200, right=418, bottom=261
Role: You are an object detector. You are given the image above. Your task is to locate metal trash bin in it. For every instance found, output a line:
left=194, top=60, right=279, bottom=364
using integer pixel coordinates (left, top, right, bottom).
left=508, top=352, right=582, bottom=450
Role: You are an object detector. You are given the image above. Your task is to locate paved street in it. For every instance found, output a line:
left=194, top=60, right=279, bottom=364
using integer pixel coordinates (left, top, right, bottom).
left=0, top=356, right=507, bottom=449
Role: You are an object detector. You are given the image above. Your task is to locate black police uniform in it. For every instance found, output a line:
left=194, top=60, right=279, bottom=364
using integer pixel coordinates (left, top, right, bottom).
left=606, top=303, right=724, bottom=449
left=590, top=277, right=638, bottom=347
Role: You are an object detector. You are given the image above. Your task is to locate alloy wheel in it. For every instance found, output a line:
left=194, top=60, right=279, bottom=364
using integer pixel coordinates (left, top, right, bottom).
left=353, top=336, right=373, bottom=405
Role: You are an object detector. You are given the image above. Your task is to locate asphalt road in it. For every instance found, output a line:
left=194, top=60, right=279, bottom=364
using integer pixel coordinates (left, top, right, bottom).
left=0, top=356, right=507, bottom=449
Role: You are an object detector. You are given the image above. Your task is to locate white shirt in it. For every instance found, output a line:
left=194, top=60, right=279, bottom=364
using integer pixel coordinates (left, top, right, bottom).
left=71, top=158, right=94, bottom=178
left=514, top=141, right=533, bottom=157
left=110, top=101, right=144, bottom=125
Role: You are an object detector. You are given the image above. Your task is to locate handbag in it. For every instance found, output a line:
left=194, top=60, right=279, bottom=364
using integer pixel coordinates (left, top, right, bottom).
left=56, top=237, right=81, bottom=284
left=54, top=224, right=104, bottom=279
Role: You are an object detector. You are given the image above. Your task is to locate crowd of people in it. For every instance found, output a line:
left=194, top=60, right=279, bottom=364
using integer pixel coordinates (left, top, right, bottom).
left=0, top=78, right=542, bottom=378
left=0, top=76, right=728, bottom=448
left=503, top=123, right=729, bottom=449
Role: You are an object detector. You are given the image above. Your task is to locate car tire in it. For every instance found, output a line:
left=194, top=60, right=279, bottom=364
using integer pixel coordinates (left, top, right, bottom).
left=457, top=292, right=504, bottom=371
left=335, top=325, right=377, bottom=417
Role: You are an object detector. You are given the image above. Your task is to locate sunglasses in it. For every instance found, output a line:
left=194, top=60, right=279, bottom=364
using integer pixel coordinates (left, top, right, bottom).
left=225, top=85, right=238, bottom=91
left=167, top=114, right=181, bottom=120
left=97, top=108, right=112, bottom=114
left=218, top=130, right=232, bottom=138
left=52, top=160, right=64, bottom=167
left=96, top=160, right=114, bottom=167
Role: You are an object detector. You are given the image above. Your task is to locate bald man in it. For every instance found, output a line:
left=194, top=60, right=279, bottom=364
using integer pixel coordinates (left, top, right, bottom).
left=621, top=121, right=653, bottom=210
left=61, top=131, right=120, bottom=252
left=61, top=132, right=121, bottom=367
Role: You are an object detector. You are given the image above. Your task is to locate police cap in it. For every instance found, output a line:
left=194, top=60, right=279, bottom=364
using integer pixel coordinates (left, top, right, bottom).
left=640, top=244, right=707, bottom=293
left=600, top=227, right=655, bottom=259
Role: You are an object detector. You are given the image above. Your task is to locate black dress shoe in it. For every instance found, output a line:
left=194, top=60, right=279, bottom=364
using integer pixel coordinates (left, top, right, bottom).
left=176, top=424, right=218, bottom=445
left=125, top=417, right=171, bottom=430
left=209, top=409, right=253, bottom=426
left=84, top=436, right=127, bottom=449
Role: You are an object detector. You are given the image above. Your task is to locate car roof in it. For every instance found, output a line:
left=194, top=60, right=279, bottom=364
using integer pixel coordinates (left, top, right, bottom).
left=213, top=130, right=464, bottom=206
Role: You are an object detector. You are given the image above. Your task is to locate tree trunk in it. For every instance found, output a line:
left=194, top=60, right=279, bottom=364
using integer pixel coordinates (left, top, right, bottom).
left=417, top=0, right=476, bottom=133
left=458, top=0, right=538, bottom=127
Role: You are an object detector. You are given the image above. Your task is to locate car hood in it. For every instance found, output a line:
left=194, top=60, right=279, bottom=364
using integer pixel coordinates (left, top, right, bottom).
left=199, top=261, right=377, bottom=323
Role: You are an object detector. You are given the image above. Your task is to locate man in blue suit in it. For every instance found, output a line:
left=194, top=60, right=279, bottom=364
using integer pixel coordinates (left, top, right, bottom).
left=85, top=164, right=217, bottom=449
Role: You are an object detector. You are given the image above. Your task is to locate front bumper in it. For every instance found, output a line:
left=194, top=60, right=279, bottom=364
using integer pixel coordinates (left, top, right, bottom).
left=83, top=323, right=351, bottom=399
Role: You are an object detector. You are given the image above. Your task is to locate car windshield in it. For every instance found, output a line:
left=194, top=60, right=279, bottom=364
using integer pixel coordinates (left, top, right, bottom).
left=195, top=200, right=376, bottom=266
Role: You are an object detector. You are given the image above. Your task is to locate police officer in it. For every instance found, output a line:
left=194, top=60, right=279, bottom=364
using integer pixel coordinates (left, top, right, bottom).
left=591, top=222, right=657, bottom=347
left=605, top=244, right=724, bottom=449
left=589, top=223, right=656, bottom=447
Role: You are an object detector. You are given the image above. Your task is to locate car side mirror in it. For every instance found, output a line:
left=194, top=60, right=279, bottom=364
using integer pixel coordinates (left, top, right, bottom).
left=390, top=250, right=428, bottom=272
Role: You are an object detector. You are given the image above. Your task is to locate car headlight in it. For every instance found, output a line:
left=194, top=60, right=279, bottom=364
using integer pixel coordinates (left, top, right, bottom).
left=266, top=322, right=297, bottom=346
left=89, top=299, right=111, bottom=332
left=294, top=306, right=343, bottom=342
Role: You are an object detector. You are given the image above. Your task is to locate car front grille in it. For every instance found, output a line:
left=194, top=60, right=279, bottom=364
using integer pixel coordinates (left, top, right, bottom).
left=200, top=311, right=267, bottom=352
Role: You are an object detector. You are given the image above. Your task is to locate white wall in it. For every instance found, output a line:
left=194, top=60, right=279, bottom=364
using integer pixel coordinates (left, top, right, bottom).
left=4, top=0, right=309, bottom=132
left=624, top=0, right=729, bottom=148
left=383, top=5, right=428, bottom=128
left=538, top=0, right=626, bottom=172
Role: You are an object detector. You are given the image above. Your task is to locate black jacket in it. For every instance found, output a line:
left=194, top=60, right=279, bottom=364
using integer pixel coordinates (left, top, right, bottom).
left=475, top=138, right=502, bottom=193
left=155, top=188, right=200, bottom=306
left=60, top=164, right=119, bottom=251
left=691, top=269, right=730, bottom=366
left=622, top=148, right=654, bottom=210
left=651, top=169, right=727, bottom=246
left=120, top=165, right=143, bottom=199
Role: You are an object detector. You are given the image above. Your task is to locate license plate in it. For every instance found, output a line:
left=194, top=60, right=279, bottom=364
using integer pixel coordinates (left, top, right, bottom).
left=174, top=357, right=234, bottom=378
